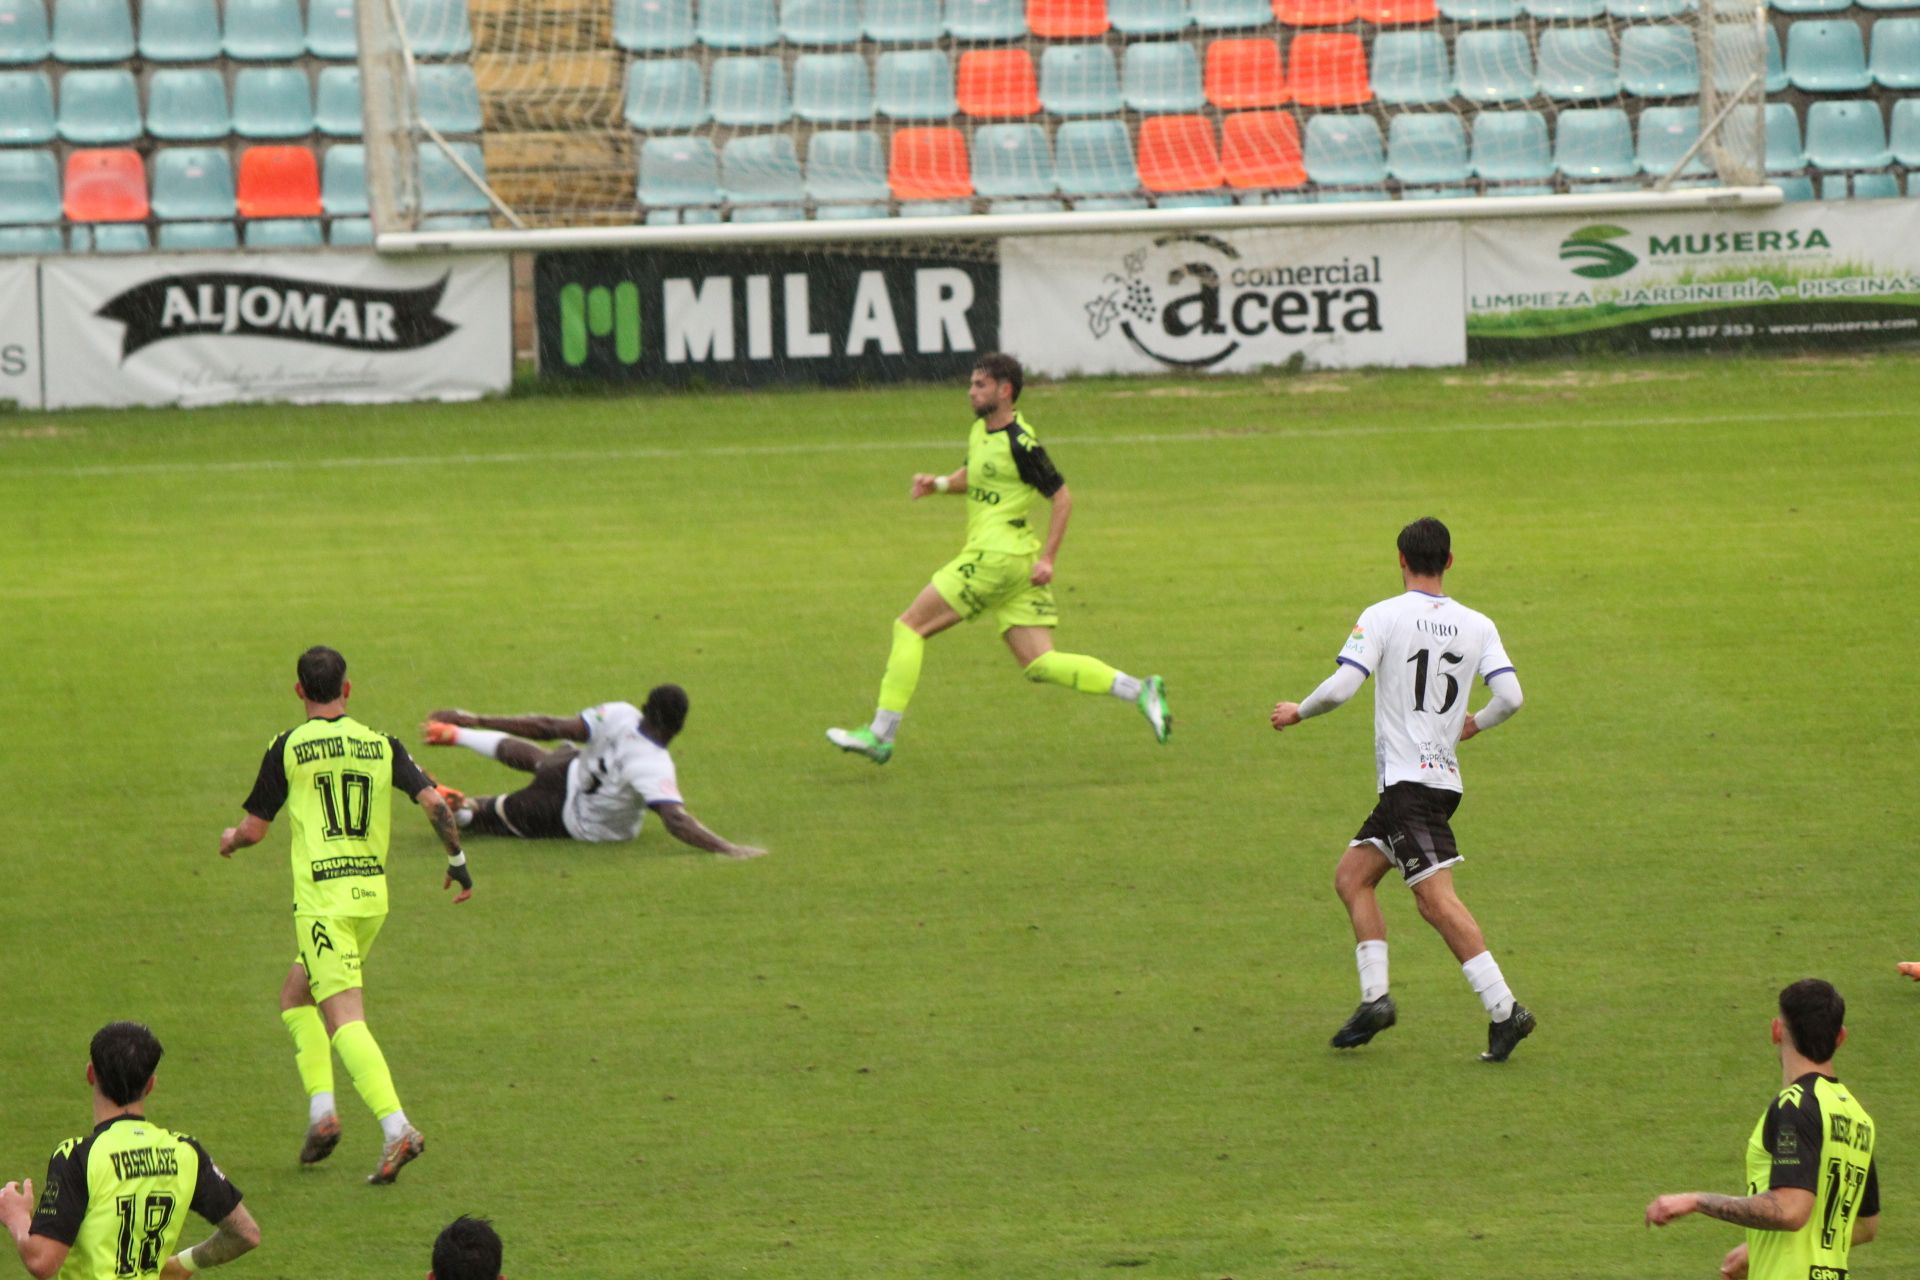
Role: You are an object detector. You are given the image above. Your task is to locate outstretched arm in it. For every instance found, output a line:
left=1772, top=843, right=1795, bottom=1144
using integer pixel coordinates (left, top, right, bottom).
left=1645, top=1189, right=1815, bottom=1232
left=414, top=786, right=473, bottom=902
left=655, top=803, right=765, bottom=860
left=161, top=1205, right=260, bottom=1279
left=1272, top=662, right=1368, bottom=731
left=427, top=710, right=588, bottom=742
left=910, top=466, right=967, bottom=499
left=219, top=814, right=272, bottom=858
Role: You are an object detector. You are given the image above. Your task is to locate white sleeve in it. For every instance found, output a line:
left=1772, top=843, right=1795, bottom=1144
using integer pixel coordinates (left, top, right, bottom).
left=1473, top=670, right=1524, bottom=731
left=579, top=704, right=610, bottom=746
left=625, top=753, right=684, bottom=808
left=1338, top=606, right=1383, bottom=677
left=1477, top=623, right=1516, bottom=685
left=1298, top=662, right=1368, bottom=720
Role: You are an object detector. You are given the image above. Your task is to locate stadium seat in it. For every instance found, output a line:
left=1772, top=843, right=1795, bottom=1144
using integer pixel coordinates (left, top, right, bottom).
left=782, top=0, right=860, bottom=41
left=1123, top=40, right=1204, bottom=113
left=1303, top=112, right=1385, bottom=185
left=805, top=129, right=888, bottom=200
left=791, top=53, right=871, bottom=123
left=321, top=143, right=368, bottom=213
left=638, top=134, right=721, bottom=205
left=865, top=0, right=943, bottom=40
left=418, top=64, right=483, bottom=133
left=1039, top=44, right=1122, bottom=115
left=1603, top=0, right=1689, bottom=16
left=1354, top=0, right=1436, bottom=20
left=876, top=50, right=955, bottom=119
left=697, top=0, right=777, bottom=45
left=1220, top=109, right=1304, bottom=187
left=63, top=147, right=146, bottom=220
left=1764, top=102, right=1805, bottom=170
left=1053, top=118, right=1139, bottom=192
left=157, top=220, right=240, bottom=249
left=150, top=146, right=234, bottom=218
left=1192, top=0, right=1269, bottom=23
left=0, top=71, right=54, bottom=144
left=626, top=58, right=707, bottom=130
left=419, top=139, right=490, bottom=210
left=730, top=204, right=804, bottom=222
left=1816, top=173, right=1847, bottom=198
left=1370, top=31, right=1450, bottom=106
left=971, top=121, right=1054, bottom=194
left=898, top=199, right=970, bottom=216
left=1289, top=32, right=1370, bottom=106
left=139, top=0, right=221, bottom=60
left=1861, top=0, right=1920, bottom=11
left=1711, top=24, right=1785, bottom=95
left=0, top=150, right=60, bottom=224
left=1850, top=170, right=1898, bottom=197
left=233, top=67, right=315, bottom=139
left=987, top=197, right=1066, bottom=213
left=1870, top=19, right=1920, bottom=89
left=1136, top=113, right=1221, bottom=190
left=419, top=213, right=492, bottom=230
left=1554, top=106, right=1636, bottom=179
left=1764, top=24, right=1789, bottom=93
left=237, top=144, right=321, bottom=217
left=56, top=70, right=140, bottom=145
left=1772, top=0, right=1845, bottom=13
left=958, top=49, right=1039, bottom=117
left=1521, top=0, right=1599, bottom=16
left=1536, top=28, right=1617, bottom=101
left=1803, top=99, right=1889, bottom=167
left=1891, top=98, right=1920, bottom=163
left=50, top=0, right=132, bottom=61
left=888, top=125, right=970, bottom=198
left=1027, top=0, right=1106, bottom=36
left=149, top=70, right=231, bottom=144
left=614, top=0, right=694, bottom=50
left=945, top=0, right=1026, bottom=37
left=315, top=66, right=365, bottom=135
left=244, top=218, right=324, bottom=247
left=307, top=0, right=356, bottom=56
left=403, top=0, right=473, bottom=54
left=1438, top=0, right=1519, bottom=18
left=1075, top=194, right=1149, bottom=208
left=1471, top=109, right=1553, bottom=181
left=710, top=56, right=790, bottom=126
left=1273, top=0, right=1354, bottom=22
left=1636, top=105, right=1707, bottom=174
left=1786, top=20, right=1870, bottom=92
left=1386, top=112, right=1469, bottom=183
left=1110, top=0, right=1187, bottom=31
left=73, top=222, right=149, bottom=250
left=0, top=225, right=64, bottom=252
left=720, top=133, right=805, bottom=207
left=1619, top=25, right=1699, bottom=97
left=223, top=0, right=303, bottom=58
left=1205, top=38, right=1287, bottom=109
left=814, top=202, right=887, bottom=219
left=0, top=0, right=50, bottom=64
left=1157, top=191, right=1232, bottom=205
left=1455, top=30, right=1535, bottom=103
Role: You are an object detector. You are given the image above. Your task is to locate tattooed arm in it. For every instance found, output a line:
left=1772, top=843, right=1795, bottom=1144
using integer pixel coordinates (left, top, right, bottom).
left=413, top=787, right=473, bottom=902
left=1645, top=1189, right=1815, bottom=1231
left=161, top=1205, right=260, bottom=1279
left=427, top=709, right=589, bottom=742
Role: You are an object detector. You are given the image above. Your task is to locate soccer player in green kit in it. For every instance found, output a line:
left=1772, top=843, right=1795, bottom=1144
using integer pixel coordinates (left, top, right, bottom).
left=828, top=353, right=1170, bottom=764
left=218, top=646, right=474, bottom=1185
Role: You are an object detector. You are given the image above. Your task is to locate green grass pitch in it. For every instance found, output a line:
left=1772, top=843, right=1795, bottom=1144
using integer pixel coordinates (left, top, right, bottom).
left=1, top=352, right=1915, bottom=1280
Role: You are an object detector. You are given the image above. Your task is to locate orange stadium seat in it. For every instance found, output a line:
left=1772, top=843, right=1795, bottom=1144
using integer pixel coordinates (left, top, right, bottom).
left=62, top=147, right=147, bottom=221
left=1353, top=0, right=1438, bottom=21
left=1221, top=109, right=1305, bottom=187
left=1135, top=114, right=1220, bottom=190
left=1272, top=0, right=1355, bottom=24
left=236, top=143, right=321, bottom=216
left=1027, top=0, right=1106, bottom=36
left=1205, top=37, right=1288, bottom=107
left=888, top=125, right=972, bottom=198
left=1289, top=31, right=1371, bottom=105
left=957, top=48, right=1040, bottom=116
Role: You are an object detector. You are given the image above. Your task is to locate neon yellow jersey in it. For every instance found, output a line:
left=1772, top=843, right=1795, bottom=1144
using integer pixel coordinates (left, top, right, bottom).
left=242, top=715, right=433, bottom=918
left=29, top=1115, right=243, bottom=1280
left=1743, top=1072, right=1879, bottom=1280
left=962, top=411, right=1065, bottom=558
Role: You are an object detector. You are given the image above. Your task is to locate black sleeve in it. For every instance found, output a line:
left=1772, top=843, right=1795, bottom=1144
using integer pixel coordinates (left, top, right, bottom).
left=1007, top=429, right=1065, bottom=497
left=28, top=1138, right=89, bottom=1246
left=388, top=737, right=433, bottom=798
left=183, top=1137, right=243, bottom=1225
left=241, top=731, right=293, bottom=822
left=1763, top=1093, right=1824, bottom=1194
left=1860, top=1158, right=1879, bottom=1218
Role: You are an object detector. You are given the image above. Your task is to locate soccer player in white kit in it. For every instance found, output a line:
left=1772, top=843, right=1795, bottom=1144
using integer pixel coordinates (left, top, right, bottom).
left=1271, top=518, right=1533, bottom=1061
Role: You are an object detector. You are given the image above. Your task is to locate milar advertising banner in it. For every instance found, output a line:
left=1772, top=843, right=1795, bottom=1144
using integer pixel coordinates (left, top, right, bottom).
left=41, top=253, right=512, bottom=409
left=1000, top=223, right=1466, bottom=376
left=1466, top=201, right=1920, bottom=357
left=0, top=260, right=42, bottom=409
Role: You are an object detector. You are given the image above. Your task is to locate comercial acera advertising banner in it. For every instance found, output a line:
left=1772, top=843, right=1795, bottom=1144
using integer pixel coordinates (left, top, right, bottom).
left=1466, top=201, right=1920, bottom=357
left=0, top=260, right=42, bottom=409
left=1000, top=223, right=1466, bottom=376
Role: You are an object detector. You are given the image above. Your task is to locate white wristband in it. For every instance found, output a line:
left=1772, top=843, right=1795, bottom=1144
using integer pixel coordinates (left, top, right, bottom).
left=933, top=475, right=950, bottom=493
left=446, top=851, right=467, bottom=867
left=175, top=1248, right=201, bottom=1274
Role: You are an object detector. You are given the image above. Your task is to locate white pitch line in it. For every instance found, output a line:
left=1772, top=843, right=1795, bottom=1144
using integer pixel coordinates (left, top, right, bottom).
left=0, top=405, right=1906, bottom=481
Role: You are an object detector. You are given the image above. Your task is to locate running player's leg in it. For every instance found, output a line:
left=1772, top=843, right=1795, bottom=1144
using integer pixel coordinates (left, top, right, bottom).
left=278, top=961, right=338, bottom=1161
left=1407, top=868, right=1534, bottom=1061
left=309, top=919, right=424, bottom=1181
left=829, top=582, right=963, bottom=762
left=1000, top=594, right=1170, bottom=744
left=1330, top=840, right=1397, bottom=1048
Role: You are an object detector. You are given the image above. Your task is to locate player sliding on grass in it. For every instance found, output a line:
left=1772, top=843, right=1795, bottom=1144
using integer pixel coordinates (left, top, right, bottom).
left=1271, top=517, right=1535, bottom=1062
left=421, top=685, right=765, bottom=860
left=826, top=352, right=1169, bottom=765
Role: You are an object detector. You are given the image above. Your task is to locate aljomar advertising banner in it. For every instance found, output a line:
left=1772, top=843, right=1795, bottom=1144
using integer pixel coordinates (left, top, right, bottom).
left=1466, top=202, right=1920, bottom=357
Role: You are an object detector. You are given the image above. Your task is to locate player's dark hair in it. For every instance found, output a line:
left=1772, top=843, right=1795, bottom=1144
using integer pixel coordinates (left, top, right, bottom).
left=973, top=352, right=1023, bottom=402
left=90, top=1022, right=163, bottom=1106
left=431, top=1215, right=503, bottom=1280
left=1779, top=978, right=1846, bottom=1062
left=1397, top=517, right=1451, bottom=577
left=642, top=683, right=690, bottom=743
left=296, top=646, right=348, bottom=703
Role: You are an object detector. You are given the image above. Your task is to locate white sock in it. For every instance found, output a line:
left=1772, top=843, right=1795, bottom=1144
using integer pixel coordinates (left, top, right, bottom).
left=869, top=710, right=902, bottom=744
left=309, top=1091, right=335, bottom=1125
left=1461, top=950, right=1515, bottom=1022
left=453, top=728, right=506, bottom=759
left=379, top=1109, right=410, bottom=1143
left=1355, top=940, right=1389, bottom=1002
left=1110, top=672, right=1143, bottom=701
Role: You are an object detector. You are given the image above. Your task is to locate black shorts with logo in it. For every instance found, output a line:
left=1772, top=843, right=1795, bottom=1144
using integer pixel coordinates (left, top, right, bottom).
left=470, top=747, right=577, bottom=839
left=1352, top=782, right=1463, bottom=886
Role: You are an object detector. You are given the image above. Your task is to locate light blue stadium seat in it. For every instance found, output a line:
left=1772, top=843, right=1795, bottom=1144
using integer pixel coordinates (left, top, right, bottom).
left=1054, top=118, right=1137, bottom=193
left=874, top=49, right=954, bottom=119
left=1774, top=174, right=1814, bottom=199
left=1620, top=25, right=1699, bottom=96
left=1387, top=113, right=1469, bottom=183
left=139, top=0, right=221, bottom=60
left=1870, top=18, right=1920, bottom=88
left=1438, top=0, right=1519, bottom=17
left=418, top=64, right=483, bottom=132
left=419, top=140, right=490, bottom=210
left=321, top=143, right=367, bottom=213
left=1861, top=0, right=1920, bottom=11
left=0, top=71, right=54, bottom=143
left=1191, top=0, right=1269, bottom=27
left=1404, top=186, right=1474, bottom=198
left=1711, top=24, right=1785, bottom=95
left=307, top=0, right=357, bottom=55
left=1554, top=106, right=1636, bottom=179
left=1787, top=20, right=1870, bottom=92
left=945, top=0, right=1024, bottom=36
left=1603, top=0, right=1689, bottom=16
left=792, top=53, right=871, bottom=123
left=782, top=0, right=860, bottom=41
left=720, top=133, right=804, bottom=207
left=1536, top=28, right=1617, bottom=100
left=1817, top=174, right=1848, bottom=197
left=1850, top=171, right=1898, bottom=197
left=0, top=0, right=50, bottom=65
left=1764, top=102, right=1805, bottom=170
left=1803, top=98, right=1889, bottom=167
left=1110, top=0, right=1187, bottom=33
left=614, top=0, right=693, bottom=49
left=698, top=0, right=776, bottom=47
left=1304, top=112, right=1386, bottom=186
left=1772, top=0, right=1845, bottom=15
left=1455, top=30, right=1536, bottom=103
left=0, top=225, right=63, bottom=252
left=1315, top=189, right=1392, bottom=202
left=51, top=0, right=132, bottom=61
left=148, top=69, right=231, bottom=140
left=1892, top=98, right=1920, bottom=163
left=0, top=149, right=59, bottom=223
left=1471, top=108, right=1553, bottom=181
left=233, top=67, right=315, bottom=139
left=972, top=121, right=1054, bottom=195
left=1122, top=40, right=1203, bottom=112
left=864, top=0, right=942, bottom=40
left=245, top=218, right=324, bottom=246
left=56, top=69, right=140, bottom=144
left=1637, top=105, right=1708, bottom=174
left=1522, top=0, right=1599, bottom=16
left=638, top=133, right=721, bottom=205
left=805, top=129, right=887, bottom=200
left=710, top=55, right=789, bottom=125
left=1370, top=32, right=1451, bottom=106
left=223, top=0, right=303, bottom=58
left=151, top=146, right=236, bottom=219
left=625, top=58, right=707, bottom=130
left=1075, top=194, right=1149, bottom=209
left=815, top=201, right=887, bottom=218
left=988, top=197, right=1066, bottom=213
left=899, top=200, right=970, bottom=216
left=329, top=216, right=373, bottom=243
left=418, top=213, right=491, bottom=229
left=403, top=0, right=472, bottom=53
left=314, top=65, right=363, bottom=135
left=1039, top=44, right=1122, bottom=115
left=730, top=204, right=804, bottom=222
left=157, top=220, right=239, bottom=248
left=74, top=223, right=150, bottom=251
left=1158, top=192, right=1233, bottom=206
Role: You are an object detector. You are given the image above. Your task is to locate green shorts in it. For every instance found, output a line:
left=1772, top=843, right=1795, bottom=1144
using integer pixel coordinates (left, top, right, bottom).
left=294, top=913, right=385, bottom=1003
left=930, top=550, right=1058, bottom=633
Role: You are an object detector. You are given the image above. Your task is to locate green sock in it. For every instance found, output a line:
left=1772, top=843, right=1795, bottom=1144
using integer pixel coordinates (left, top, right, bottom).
left=329, top=1020, right=403, bottom=1121
left=1024, top=650, right=1121, bottom=695
left=877, top=619, right=926, bottom=716
left=280, top=1006, right=334, bottom=1098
